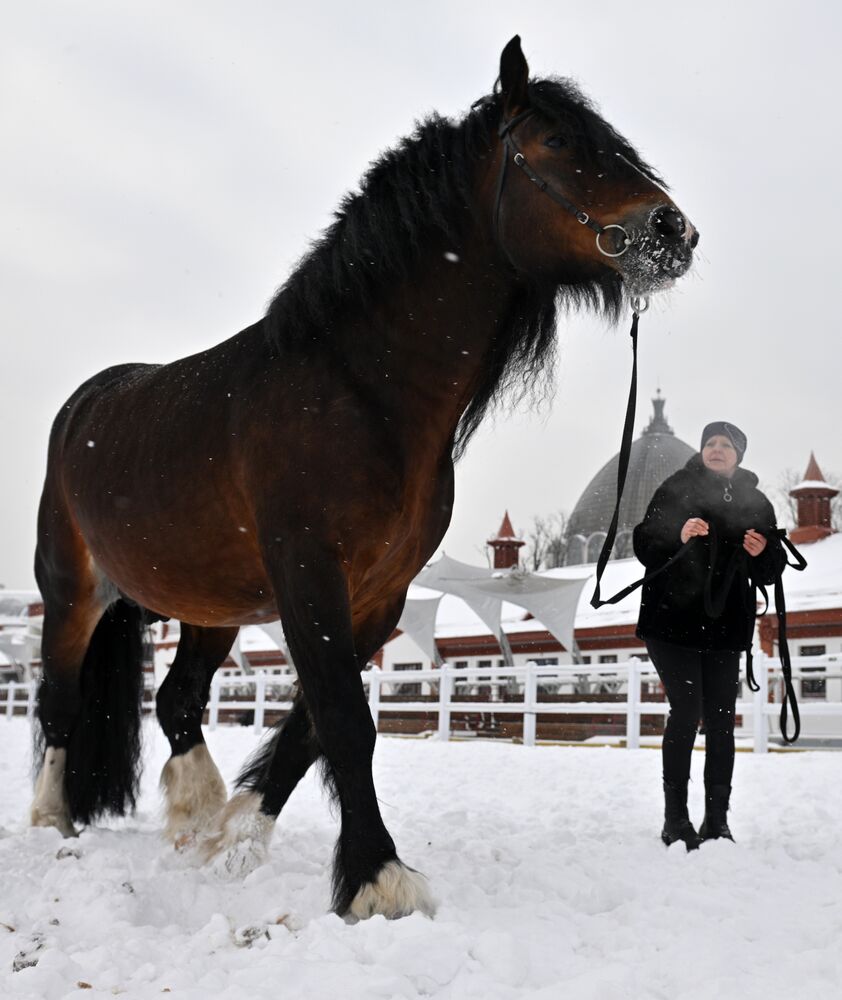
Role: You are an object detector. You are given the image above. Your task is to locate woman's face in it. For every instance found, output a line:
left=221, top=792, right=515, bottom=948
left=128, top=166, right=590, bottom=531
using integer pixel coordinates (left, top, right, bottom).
left=702, top=434, right=739, bottom=476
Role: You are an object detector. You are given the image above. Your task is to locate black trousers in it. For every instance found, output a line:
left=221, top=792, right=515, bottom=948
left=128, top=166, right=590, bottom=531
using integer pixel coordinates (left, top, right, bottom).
left=645, top=638, right=741, bottom=789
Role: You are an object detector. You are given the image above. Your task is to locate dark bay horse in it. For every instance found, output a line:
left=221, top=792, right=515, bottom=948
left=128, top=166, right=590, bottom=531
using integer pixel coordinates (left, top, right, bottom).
left=32, top=37, right=697, bottom=919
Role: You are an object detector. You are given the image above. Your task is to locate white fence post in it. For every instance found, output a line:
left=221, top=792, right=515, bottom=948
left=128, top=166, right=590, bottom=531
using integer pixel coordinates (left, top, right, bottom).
left=208, top=674, right=221, bottom=730
left=137, top=655, right=842, bottom=743
left=368, top=668, right=381, bottom=731
left=254, top=672, right=266, bottom=734
left=27, top=680, right=36, bottom=719
left=6, top=682, right=15, bottom=720
left=753, top=652, right=769, bottom=754
left=523, top=661, right=537, bottom=747
left=437, top=664, right=452, bottom=741
left=626, top=659, right=641, bottom=749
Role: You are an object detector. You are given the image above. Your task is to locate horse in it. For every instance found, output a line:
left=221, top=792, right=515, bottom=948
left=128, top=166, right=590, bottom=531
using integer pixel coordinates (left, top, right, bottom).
left=31, top=36, right=698, bottom=920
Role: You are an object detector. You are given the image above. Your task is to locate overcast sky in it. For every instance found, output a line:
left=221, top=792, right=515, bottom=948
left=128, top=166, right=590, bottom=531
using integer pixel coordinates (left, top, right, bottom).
left=2, top=0, right=841, bottom=589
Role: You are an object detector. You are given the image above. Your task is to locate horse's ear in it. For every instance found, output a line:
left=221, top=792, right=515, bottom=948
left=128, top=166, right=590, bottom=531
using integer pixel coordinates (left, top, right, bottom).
left=498, top=35, right=530, bottom=117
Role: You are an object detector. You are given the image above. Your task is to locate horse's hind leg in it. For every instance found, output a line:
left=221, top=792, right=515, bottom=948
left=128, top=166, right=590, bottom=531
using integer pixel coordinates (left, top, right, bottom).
left=156, top=624, right=237, bottom=845
left=200, top=690, right=319, bottom=871
left=239, top=692, right=319, bottom=812
left=32, top=534, right=106, bottom=836
left=216, top=612, right=387, bottom=836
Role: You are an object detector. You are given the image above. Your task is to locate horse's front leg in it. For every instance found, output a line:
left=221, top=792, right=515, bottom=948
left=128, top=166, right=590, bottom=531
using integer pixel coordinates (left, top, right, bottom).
left=205, top=548, right=434, bottom=919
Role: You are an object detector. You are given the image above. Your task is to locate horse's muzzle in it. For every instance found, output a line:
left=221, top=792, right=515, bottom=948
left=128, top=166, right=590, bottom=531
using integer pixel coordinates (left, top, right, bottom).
left=616, top=204, right=699, bottom=294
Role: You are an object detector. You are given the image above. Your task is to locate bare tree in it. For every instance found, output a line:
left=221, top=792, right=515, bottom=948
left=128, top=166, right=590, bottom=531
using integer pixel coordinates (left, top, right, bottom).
left=524, top=511, right=569, bottom=571
left=524, top=516, right=549, bottom=571
left=773, top=469, right=801, bottom=529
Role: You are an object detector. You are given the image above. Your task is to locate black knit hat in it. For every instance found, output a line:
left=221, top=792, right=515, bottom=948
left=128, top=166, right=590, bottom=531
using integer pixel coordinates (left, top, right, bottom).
left=701, top=421, right=747, bottom=463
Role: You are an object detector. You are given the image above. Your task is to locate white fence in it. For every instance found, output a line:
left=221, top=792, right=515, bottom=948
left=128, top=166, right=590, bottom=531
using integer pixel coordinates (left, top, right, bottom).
left=207, top=671, right=295, bottom=732
left=361, top=656, right=842, bottom=752
left=201, top=653, right=842, bottom=752
left=0, top=680, right=157, bottom=722
left=0, top=680, right=36, bottom=720
left=5, top=655, right=842, bottom=752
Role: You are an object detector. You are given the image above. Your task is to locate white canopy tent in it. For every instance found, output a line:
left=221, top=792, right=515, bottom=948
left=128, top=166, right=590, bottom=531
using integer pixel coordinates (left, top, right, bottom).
left=397, top=555, right=591, bottom=665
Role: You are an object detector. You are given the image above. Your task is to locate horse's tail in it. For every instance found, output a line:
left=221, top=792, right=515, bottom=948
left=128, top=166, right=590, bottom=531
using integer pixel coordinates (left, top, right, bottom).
left=61, top=600, right=147, bottom=823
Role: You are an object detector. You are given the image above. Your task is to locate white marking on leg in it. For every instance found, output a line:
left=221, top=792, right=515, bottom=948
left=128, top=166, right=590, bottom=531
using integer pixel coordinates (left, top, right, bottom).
left=31, top=747, right=77, bottom=837
left=348, top=860, right=436, bottom=921
left=160, top=743, right=228, bottom=846
left=199, top=791, right=275, bottom=877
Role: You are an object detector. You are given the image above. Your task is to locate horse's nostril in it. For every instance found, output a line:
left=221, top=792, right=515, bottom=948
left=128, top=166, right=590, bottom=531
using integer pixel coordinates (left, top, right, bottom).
left=690, top=230, right=700, bottom=249
left=651, top=207, right=686, bottom=240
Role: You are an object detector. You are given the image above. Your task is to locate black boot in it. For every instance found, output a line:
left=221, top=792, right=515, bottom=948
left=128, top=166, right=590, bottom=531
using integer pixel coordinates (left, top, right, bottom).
left=661, top=781, right=701, bottom=852
left=699, top=784, right=734, bottom=842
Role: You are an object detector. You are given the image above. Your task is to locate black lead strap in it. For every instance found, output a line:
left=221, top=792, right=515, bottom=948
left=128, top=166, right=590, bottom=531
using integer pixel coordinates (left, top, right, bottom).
left=590, top=307, right=641, bottom=609
left=775, top=571, right=801, bottom=744
left=771, top=531, right=807, bottom=744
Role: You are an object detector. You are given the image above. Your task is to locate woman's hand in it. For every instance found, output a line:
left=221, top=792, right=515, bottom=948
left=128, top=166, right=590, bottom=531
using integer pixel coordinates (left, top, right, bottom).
left=743, top=529, right=768, bottom=556
left=681, top=517, right=709, bottom=543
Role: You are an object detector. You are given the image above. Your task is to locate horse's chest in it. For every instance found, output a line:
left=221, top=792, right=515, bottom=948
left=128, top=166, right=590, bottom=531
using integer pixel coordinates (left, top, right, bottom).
left=350, top=470, right=454, bottom=592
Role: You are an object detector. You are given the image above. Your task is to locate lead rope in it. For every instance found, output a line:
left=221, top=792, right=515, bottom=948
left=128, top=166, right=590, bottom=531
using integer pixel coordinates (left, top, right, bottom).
left=707, top=530, right=804, bottom=743
left=590, top=301, right=645, bottom=608
left=772, top=531, right=807, bottom=744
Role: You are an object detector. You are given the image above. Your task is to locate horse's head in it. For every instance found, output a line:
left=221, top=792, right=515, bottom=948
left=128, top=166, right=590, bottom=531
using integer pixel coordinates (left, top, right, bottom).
left=489, top=37, right=698, bottom=300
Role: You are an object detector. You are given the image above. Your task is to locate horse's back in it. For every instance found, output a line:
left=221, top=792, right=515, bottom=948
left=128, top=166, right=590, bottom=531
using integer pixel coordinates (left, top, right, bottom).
left=48, top=362, right=159, bottom=443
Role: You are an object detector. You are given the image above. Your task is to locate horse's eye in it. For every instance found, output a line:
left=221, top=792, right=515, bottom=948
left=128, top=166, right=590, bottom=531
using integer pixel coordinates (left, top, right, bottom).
left=544, top=135, right=567, bottom=149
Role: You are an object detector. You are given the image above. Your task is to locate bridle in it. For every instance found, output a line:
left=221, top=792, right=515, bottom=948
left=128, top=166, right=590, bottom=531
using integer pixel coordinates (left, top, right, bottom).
left=494, top=109, right=633, bottom=260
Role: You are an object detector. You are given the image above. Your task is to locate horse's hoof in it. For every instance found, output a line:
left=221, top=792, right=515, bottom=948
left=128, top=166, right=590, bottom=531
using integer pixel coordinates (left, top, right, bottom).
left=199, top=791, right=275, bottom=877
left=347, top=860, right=436, bottom=921
left=30, top=808, right=78, bottom=839
left=160, top=744, right=228, bottom=845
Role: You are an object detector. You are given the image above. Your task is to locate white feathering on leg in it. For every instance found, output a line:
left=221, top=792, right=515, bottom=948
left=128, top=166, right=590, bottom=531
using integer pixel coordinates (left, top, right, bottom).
left=160, top=743, right=228, bottom=846
left=31, top=747, right=77, bottom=838
left=199, top=791, right=275, bottom=877
left=348, top=861, right=436, bottom=920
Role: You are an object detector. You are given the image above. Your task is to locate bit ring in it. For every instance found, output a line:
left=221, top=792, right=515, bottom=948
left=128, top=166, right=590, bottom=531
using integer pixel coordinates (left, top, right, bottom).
left=596, top=224, right=632, bottom=258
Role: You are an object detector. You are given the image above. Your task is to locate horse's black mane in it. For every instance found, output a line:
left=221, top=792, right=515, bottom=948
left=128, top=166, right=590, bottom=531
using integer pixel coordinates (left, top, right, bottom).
left=265, top=77, right=662, bottom=457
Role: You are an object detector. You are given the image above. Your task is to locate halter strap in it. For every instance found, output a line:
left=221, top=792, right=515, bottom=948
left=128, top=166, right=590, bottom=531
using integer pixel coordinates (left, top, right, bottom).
left=494, top=110, right=632, bottom=259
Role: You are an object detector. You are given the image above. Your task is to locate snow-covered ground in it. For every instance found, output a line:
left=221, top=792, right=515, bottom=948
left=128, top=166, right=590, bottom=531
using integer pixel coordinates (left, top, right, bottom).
left=1, top=720, right=840, bottom=1000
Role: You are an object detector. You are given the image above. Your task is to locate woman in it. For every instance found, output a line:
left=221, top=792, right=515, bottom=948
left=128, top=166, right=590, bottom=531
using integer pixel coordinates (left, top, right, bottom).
left=633, top=421, right=784, bottom=851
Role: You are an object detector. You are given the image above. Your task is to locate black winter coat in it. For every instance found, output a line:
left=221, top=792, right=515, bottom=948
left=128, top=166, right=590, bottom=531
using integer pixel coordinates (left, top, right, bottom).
left=633, top=455, right=785, bottom=651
